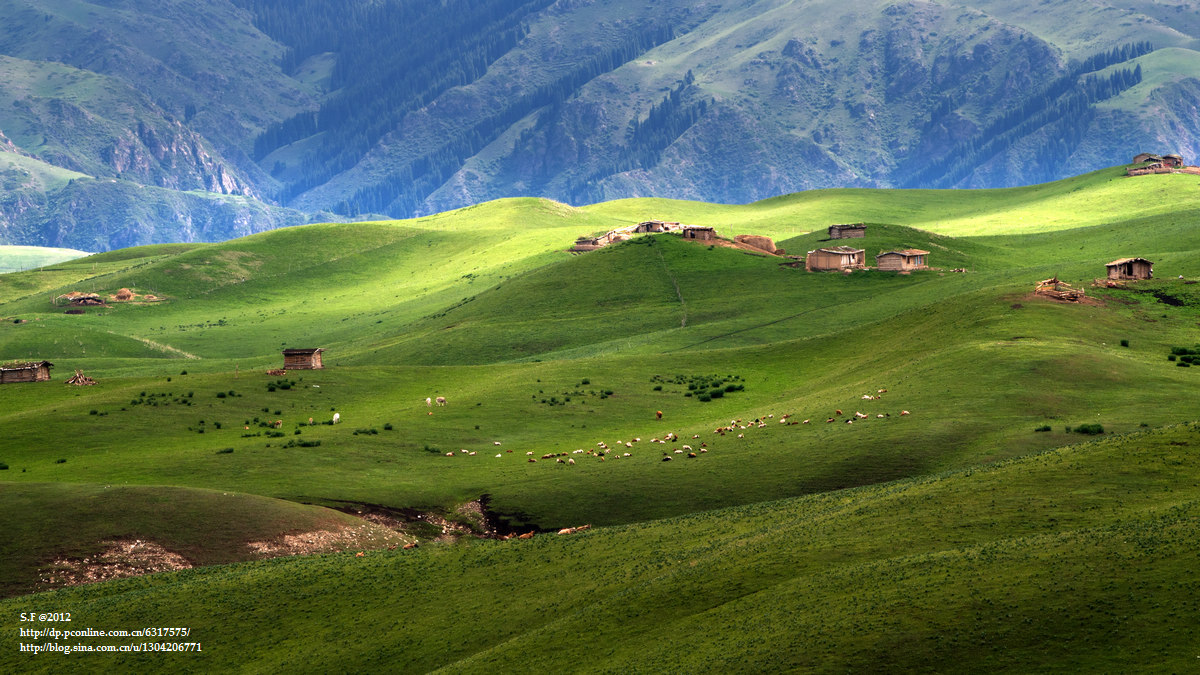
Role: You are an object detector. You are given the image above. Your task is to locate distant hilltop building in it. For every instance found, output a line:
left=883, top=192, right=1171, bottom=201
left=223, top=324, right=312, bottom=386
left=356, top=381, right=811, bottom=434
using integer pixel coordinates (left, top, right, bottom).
left=569, top=220, right=681, bottom=252
left=681, top=226, right=716, bottom=241
left=282, top=348, right=324, bottom=370
left=1106, top=257, right=1153, bottom=281
left=806, top=246, right=865, bottom=271
left=875, top=249, right=930, bottom=272
left=828, top=224, right=866, bottom=239
left=0, top=361, right=53, bottom=384
left=1127, top=153, right=1196, bottom=176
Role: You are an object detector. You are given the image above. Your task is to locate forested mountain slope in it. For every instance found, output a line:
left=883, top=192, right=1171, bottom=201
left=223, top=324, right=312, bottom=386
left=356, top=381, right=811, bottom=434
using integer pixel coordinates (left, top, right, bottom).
left=1, top=0, right=1199, bottom=248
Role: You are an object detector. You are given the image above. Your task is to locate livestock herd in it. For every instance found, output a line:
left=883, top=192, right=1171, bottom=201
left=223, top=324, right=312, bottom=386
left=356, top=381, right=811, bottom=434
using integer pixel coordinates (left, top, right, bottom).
left=436, top=388, right=912, bottom=464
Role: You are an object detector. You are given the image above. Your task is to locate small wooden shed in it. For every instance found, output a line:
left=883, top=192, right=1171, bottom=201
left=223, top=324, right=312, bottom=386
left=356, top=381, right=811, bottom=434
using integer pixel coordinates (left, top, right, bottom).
left=282, top=348, right=324, bottom=370
left=1106, top=257, right=1153, bottom=281
left=0, top=361, right=53, bottom=383
left=806, top=246, right=865, bottom=271
left=682, top=226, right=716, bottom=241
left=828, top=224, right=867, bottom=239
left=876, top=249, right=930, bottom=271
left=1163, top=154, right=1184, bottom=169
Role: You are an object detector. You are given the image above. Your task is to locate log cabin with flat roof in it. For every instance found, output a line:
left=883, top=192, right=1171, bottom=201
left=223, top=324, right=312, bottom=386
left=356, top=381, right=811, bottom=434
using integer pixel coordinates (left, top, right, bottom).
left=828, top=224, right=866, bottom=239
left=282, top=348, right=324, bottom=370
left=875, top=249, right=930, bottom=272
left=1132, top=152, right=1161, bottom=164
left=805, top=246, right=865, bottom=271
left=1163, top=154, right=1184, bottom=168
left=1106, top=257, right=1153, bottom=281
left=0, top=361, right=53, bottom=383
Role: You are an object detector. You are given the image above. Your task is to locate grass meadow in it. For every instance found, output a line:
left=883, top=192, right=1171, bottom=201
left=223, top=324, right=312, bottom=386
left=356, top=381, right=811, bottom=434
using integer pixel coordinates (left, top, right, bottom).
left=1, top=166, right=1199, bottom=671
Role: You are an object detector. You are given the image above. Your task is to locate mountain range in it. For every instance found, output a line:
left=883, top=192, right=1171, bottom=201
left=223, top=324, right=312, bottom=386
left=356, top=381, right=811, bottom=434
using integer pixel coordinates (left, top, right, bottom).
left=1, top=0, right=1199, bottom=250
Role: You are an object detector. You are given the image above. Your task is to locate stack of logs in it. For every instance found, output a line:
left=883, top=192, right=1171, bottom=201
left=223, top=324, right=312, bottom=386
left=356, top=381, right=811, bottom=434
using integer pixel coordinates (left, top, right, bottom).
left=1035, top=277, right=1085, bottom=302
left=65, top=369, right=97, bottom=386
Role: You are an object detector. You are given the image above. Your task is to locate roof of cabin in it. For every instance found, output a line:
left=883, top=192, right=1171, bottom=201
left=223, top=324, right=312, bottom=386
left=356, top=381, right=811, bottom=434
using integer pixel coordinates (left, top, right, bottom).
left=1106, top=257, right=1153, bottom=266
left=0, top=360, right=53, bottom=370
left=282, top=348, right=324, bottom=356
left=877, top=249, right=930, bottom=257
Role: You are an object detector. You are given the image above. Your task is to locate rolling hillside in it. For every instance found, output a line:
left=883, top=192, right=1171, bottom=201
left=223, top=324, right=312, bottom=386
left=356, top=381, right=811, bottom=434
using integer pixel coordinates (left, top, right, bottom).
left=1, top=169, right=1198, bottom=670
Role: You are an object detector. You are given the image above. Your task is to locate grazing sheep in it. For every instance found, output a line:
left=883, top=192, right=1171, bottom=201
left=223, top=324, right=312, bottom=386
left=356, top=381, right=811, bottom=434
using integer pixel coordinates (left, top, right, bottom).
left=518, top=532, right=534, bottom=539
left=426, top=397, right=432, bottom=407
left=445, top=452, right=455, bottom=457
left=656, top=410, right=663, bottom=419
left=495, top=441, right=502, bottom=445
left=274, top=419, right=283, bottom=428
left=803, top=419, right=811, bottom=424
left=332, top=412, right=340, bottom=424
left=526, top=451, right=534, bottom=455
left=568, top=458, right=575, bottom=465
left=835, top=410, right=842, bottom=416
left=662, top=456, right=672, bottom=462
left=435, top=396, right=447, bottom=406
left=528, top=458, right=537, bottom=463
left=901, top=410, right=911, bottom=416
left=495, top=454, right=502, bottom=458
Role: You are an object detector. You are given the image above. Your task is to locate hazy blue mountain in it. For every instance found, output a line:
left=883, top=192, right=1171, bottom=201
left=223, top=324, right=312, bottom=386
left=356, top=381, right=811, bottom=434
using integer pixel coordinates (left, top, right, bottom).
left=1, top=0, right=1198, bottom=248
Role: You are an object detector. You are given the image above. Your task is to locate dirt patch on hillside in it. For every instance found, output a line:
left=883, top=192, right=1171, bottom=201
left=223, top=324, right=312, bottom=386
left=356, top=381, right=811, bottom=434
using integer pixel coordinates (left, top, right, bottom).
left=41, top=540, right=192, bottom=589
left=247, top=523, right=409, bottom=557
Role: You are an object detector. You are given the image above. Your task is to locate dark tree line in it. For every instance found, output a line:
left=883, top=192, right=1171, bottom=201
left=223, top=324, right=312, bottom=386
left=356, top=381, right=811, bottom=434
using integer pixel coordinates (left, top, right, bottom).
left=332, top=22, right=683, bottom=217
left=237, top=0, right=554, bottom=203
left=571, top=72, right=711, bottom=204
left=901, top=43, right=1151, bottom=188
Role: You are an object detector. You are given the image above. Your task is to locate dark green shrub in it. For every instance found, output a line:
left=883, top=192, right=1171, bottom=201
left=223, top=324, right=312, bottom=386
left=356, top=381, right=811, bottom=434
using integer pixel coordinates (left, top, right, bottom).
left=1177, top=361, right=1191, bottom=367
left=653, top=385, right=663, bottom=391
left=1073, top=423, right=1104, bottom=435
left=1168, top=354, right=1177, bottom=361
left=216, top=392, right=227, bottom=398
left=383, top=423, right=393, bottom=431
left=89, top=410, right=98, bottom=415
left=697, top=393, right=712, bottom=402
left=216, top=448, right=234, bottom=454
left=580, top=379, right=590, bottom=385
left=1034, top=425, right=1051, bottom=432
left=1120, top=339, right=1129, bottom=347
left=709, top=389, right=724, bottom=399
left=0, top=462, right=8, bottom=470
left=55, top=458, right=66, bottom=464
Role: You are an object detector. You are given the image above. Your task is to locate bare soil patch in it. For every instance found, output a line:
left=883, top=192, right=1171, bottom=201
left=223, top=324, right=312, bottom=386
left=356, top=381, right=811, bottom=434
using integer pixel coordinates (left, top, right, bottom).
left=41, top=540, right=192, bottom=589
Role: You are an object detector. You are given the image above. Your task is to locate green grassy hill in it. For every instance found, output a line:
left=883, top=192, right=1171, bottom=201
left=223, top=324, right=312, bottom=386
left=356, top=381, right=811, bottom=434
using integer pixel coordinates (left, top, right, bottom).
left=1, top=168, right=1198, bottom=670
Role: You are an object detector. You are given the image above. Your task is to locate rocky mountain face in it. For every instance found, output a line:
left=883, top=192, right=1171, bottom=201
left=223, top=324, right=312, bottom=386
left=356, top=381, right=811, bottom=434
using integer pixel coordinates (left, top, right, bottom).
left=0, top=0, right=1198, bottom=249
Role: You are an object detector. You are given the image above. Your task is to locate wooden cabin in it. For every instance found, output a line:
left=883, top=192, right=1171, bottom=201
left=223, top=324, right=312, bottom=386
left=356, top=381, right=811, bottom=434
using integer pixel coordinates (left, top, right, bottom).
left=875, top=249, right=930, bottom=271
left=282, top=348, right=324, bottom=370
left=681, top=226, right=716, bottom=241
left=0, top=361, right=53, bottom=383
left=1132, top=153, right=1161, bottom=164
left=806, top=246, right=865, bottom=271
left=828, top=224, right=867, bottom=239
left=1163, top=154, right=1184, bottom=169
left=1106, top=257, right=1153, bottom=281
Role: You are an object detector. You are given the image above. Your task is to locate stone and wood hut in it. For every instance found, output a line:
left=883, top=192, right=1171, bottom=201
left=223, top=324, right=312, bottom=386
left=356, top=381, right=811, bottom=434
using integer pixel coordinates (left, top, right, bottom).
left=1106, top=257, right=1153, bottom=281
left=0, top=361, right=53, bottom=383
left=634, top=220, right=678, bottom=233
left=282, top=348, right=324, bottom=370
left=1132, top=153, right=1161, bottom=164
left=681, top=226, right=716, bottom=241
left=1163, top=154, right=1184, bottom=169
left=875, top=249, right=930, bottom=271
left=806, top=246, right=865, bottom=271
left=828, top=224, right=867, bottom=239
